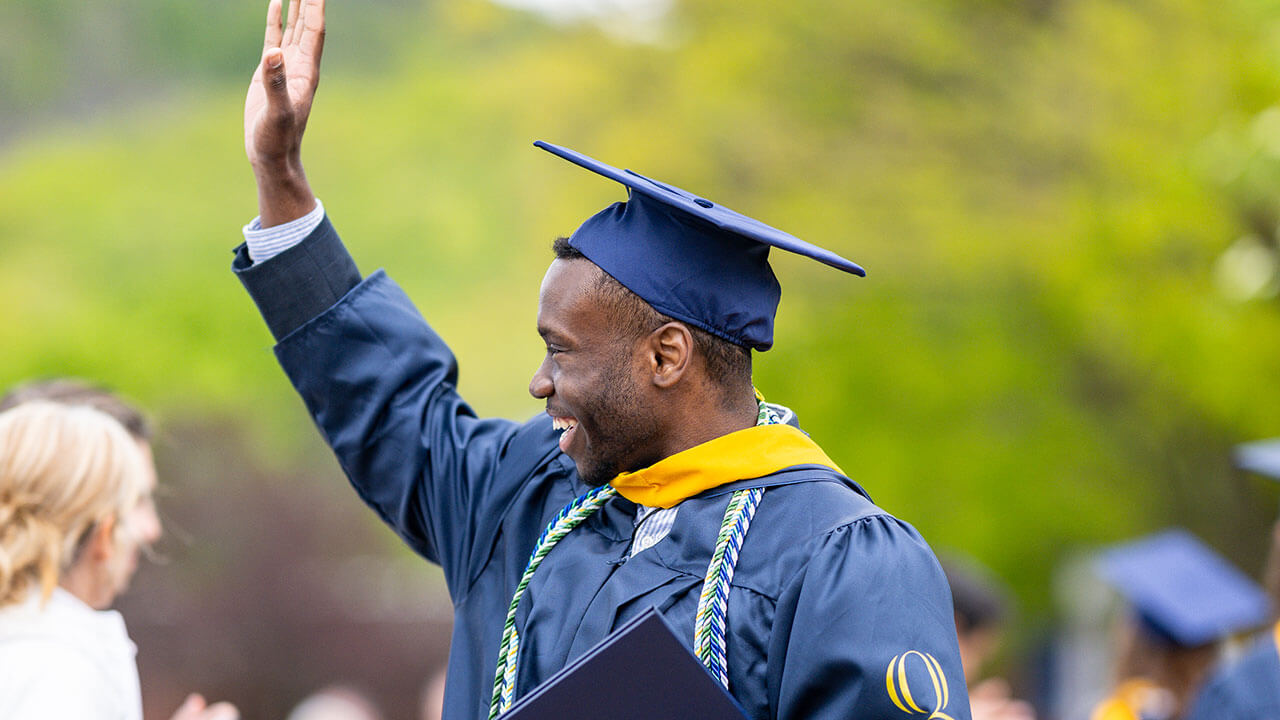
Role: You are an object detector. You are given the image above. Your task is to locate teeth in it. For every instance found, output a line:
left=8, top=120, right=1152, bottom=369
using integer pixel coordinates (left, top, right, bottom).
left=551, top=417, right=578, bottom=431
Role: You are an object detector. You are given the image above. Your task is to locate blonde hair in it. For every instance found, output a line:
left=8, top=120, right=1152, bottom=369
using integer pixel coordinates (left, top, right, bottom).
left=0, top=401, right=149, bottom=607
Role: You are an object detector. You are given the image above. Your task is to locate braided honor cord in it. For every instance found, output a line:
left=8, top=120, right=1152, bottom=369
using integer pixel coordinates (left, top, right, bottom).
left=692, top=396, right=774, bottom=688
left=489, top=482, right=617, bottom=718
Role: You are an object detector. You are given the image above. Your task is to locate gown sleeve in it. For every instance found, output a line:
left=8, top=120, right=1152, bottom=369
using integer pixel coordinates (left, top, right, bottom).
left=233, top=218, right=553, bottom=595
left=768, top=514, right=972, bottom=720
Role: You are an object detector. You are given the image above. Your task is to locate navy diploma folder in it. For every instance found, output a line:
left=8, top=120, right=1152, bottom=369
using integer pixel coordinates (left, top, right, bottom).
left=501, top=607, right=750, bottom=719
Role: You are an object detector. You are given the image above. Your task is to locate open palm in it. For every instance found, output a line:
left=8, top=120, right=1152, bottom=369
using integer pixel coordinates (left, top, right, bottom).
left=244, top=0, right=325, bottom=168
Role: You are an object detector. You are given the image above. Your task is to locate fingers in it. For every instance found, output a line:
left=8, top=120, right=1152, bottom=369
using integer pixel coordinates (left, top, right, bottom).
left=202, top=702, right=240, bottom=720
left=170, top=695, right=239, bottom=720
left=283, top=0, right=301, bottom=45
left=263, top=0, right=283, bottom=50
left=291, top=0, right=321, bottom=46
left=170, top=694, right=206, bottom=720
left=290, top=0, right=305, bottom=45
left=297, top=0, right=325, bottom=60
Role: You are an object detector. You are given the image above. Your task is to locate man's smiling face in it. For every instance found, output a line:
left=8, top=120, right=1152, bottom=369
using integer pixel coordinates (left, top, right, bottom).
left=529, top=258, right=663, bottom=486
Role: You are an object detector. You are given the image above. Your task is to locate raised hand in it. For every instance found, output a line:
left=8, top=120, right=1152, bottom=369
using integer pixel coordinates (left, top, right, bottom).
left=244, top=0, right=325, bottom=226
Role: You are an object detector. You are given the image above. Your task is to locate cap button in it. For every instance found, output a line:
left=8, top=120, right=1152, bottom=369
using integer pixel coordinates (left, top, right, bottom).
left=694, top=198, right=714, bottom=208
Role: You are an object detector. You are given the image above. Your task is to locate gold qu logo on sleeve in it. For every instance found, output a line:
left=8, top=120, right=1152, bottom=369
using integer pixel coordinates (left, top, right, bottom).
left=885, top=651, right=956, bottom=720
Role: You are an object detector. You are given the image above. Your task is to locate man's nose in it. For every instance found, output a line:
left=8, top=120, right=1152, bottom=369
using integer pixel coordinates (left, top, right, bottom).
left=529, top=357, right=553, bottom=399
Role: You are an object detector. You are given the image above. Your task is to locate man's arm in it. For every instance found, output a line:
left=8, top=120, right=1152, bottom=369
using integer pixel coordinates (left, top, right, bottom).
left=236, top=0, right=347, bottom=338
left=244, top=0, right=323, bottom=227
left=234, top=0, right=560, bottom=596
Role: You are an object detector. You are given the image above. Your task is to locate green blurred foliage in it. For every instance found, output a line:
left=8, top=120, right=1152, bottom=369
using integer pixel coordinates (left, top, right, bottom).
left=0, top=0, right=419, bottom=142
left=4, top=0, right=1280, bottom=642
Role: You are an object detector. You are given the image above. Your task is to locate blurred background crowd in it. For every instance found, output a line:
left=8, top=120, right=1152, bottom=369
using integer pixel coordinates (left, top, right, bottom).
left=5, top=0, right=1280, bottom=717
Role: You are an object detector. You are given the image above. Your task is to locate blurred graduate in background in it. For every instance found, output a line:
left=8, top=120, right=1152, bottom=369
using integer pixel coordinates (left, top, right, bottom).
left=943, top=557, right=1036, bottom=720
left=1182, top=441, right=1280, bottom=720
left=1089, top=530, right=1269, bottom=720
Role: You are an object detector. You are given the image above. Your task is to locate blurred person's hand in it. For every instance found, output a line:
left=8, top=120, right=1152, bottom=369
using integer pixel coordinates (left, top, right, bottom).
left=244, top=0, right=325, bottom=226
left=970, top=678, right=1036, bottom=720
left=170, top=693, right=240, bottom=720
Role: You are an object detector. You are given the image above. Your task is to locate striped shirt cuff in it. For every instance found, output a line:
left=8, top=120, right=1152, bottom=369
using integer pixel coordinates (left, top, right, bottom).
left=242, top=199, right=326, bottom=264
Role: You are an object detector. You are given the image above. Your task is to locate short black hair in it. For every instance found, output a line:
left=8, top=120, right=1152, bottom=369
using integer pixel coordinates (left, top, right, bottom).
left=942, top=558, right=1010, bottom=635
left=552, top=237, right=752, bottom=395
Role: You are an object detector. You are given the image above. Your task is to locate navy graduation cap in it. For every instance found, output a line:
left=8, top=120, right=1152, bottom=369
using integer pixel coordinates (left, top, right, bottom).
left=535, top=141, right=865, bottom=351
left=1234, top=439, right=1280, bottom=480
left=1096, top=529, right=1269, bottom=647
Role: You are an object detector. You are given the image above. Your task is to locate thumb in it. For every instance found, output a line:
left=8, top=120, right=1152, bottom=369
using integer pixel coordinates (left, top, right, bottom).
left=262, top=47, right=291, bottom=117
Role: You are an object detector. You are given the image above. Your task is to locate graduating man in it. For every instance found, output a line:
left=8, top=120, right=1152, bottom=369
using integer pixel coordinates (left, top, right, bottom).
left=234, top=1, right=970, bottom=718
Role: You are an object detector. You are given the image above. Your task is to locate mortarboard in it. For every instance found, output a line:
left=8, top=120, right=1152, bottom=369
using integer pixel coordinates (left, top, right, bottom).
left=534, top=141, right=865, bottom=352
left=1234, top=439, right=1280, bottom=480
left=1095, top=529, right=1269, bottom=647
left=1234, top=438, right=1280, bottom=517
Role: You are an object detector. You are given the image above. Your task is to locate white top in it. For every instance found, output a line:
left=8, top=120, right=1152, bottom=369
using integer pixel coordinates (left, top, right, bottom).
left=0, top=587, right=143, bottom=720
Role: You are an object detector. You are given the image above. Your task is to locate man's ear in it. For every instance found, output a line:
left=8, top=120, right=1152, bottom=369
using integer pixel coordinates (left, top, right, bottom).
left=84, top=516, right=117, bottom=562
left=647, top=322, right=694, bottom=388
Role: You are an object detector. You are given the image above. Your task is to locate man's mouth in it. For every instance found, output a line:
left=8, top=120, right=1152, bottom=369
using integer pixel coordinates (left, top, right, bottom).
left=551, top=415, right=579, bottom=453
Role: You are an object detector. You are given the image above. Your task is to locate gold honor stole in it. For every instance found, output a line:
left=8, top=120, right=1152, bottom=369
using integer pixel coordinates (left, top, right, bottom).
left=610, top=424, right=845, bottom=509
left=1274, top=620, right=1280, bottom=665
left=1089, top=679, right=1165, bottom=720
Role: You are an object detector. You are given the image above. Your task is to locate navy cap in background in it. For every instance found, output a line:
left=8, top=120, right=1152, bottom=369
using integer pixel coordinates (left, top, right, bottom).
left=1234, top=439, right=1280, bottom=480
left=534, top=141, right=865, bottom=351
left=1095, top=529, right=1270, bottom=648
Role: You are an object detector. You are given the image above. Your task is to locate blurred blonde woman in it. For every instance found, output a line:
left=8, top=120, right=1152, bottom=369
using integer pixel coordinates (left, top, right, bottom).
left=0, top=401, right=235, bottom=720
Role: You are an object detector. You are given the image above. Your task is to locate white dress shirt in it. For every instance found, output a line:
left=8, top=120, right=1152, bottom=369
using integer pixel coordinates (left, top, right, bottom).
left=0, top=587, right=143, bottom=720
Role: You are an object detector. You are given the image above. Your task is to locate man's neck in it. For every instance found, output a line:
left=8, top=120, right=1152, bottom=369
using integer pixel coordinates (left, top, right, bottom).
left=654, top=389, right=759, bottom=460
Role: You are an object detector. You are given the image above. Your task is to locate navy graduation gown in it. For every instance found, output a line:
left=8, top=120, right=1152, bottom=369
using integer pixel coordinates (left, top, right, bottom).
left=1185, top=628, right=1280, bottom=720
left=233, top=218, right=971, bottom=720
